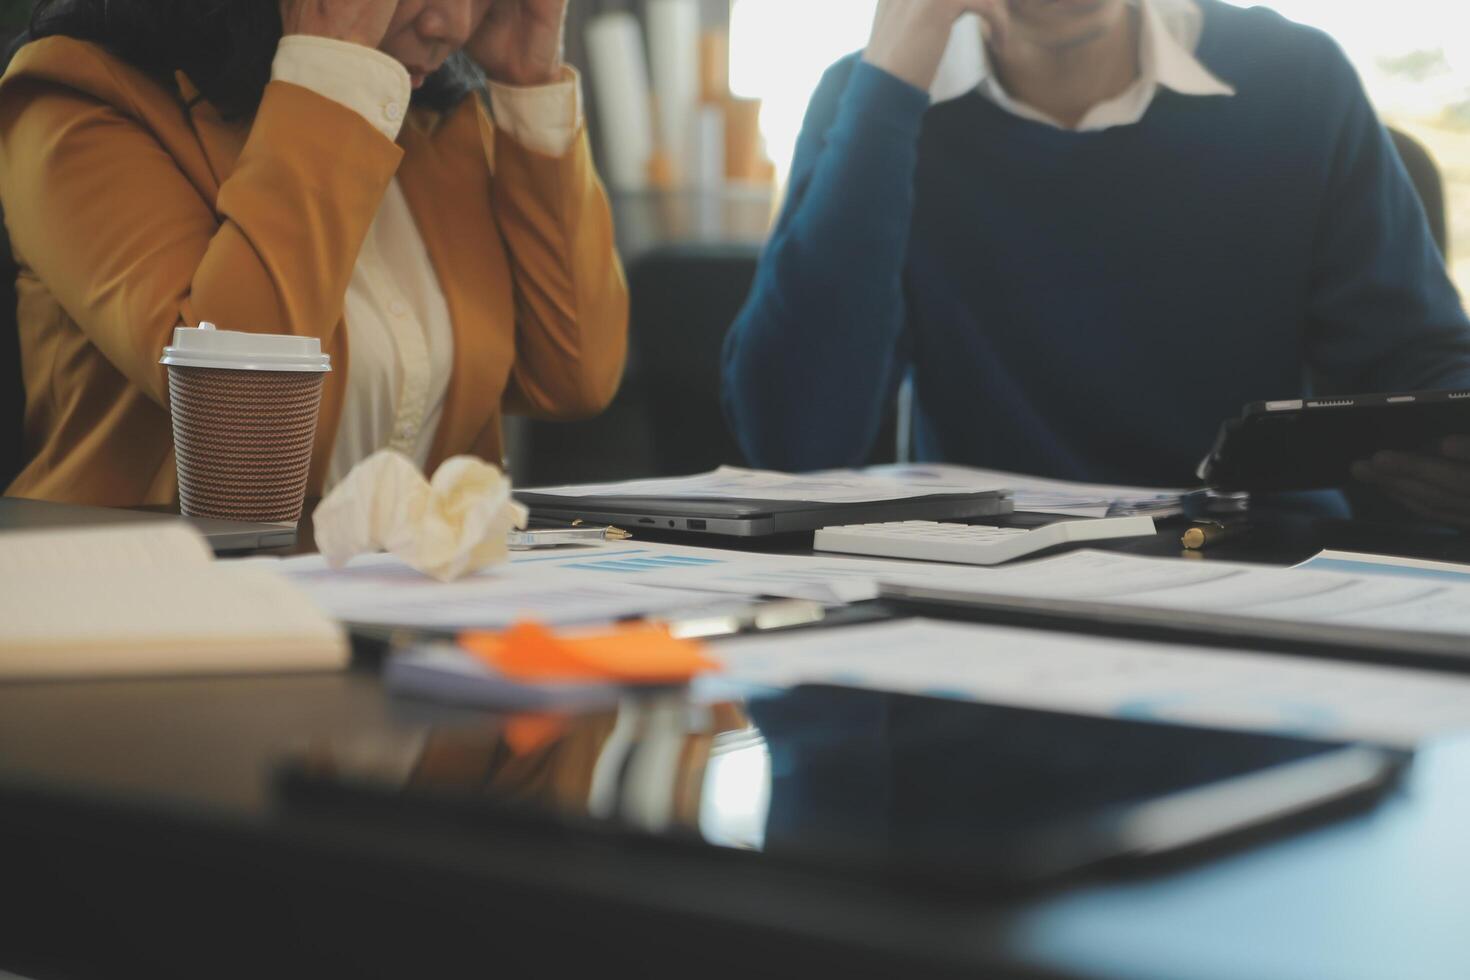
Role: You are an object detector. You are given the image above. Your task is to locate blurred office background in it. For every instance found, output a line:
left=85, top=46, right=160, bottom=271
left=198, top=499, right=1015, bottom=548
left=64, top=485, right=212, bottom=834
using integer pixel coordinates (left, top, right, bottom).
left=4, top=1, right=1470, bottom=488
left=531, top=0, right=1470, bottom=487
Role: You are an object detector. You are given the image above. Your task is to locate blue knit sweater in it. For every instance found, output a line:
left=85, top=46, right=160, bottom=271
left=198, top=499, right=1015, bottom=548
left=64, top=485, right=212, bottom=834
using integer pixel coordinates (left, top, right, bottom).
left=721, top=0, right=1470, bottom=486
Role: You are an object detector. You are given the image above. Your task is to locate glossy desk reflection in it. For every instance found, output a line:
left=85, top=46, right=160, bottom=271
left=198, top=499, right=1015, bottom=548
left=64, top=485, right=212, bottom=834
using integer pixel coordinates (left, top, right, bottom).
left=283, top=686, right=1398, bottom=892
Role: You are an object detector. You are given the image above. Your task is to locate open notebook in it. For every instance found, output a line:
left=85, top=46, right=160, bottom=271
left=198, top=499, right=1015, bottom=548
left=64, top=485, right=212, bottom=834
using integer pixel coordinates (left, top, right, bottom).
left=0, top=522, right=347, bottom=679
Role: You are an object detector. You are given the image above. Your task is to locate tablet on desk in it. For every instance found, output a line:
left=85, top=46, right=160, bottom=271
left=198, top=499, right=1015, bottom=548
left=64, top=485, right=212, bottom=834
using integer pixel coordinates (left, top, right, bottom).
left=277, top=685, right=1405, bottom=893
left=1199, top=388, right=1470, bottom=491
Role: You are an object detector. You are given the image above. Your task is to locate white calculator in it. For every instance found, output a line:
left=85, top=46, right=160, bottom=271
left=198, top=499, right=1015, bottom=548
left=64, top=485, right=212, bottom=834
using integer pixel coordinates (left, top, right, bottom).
left=813, top=516, right=1157, bottom=566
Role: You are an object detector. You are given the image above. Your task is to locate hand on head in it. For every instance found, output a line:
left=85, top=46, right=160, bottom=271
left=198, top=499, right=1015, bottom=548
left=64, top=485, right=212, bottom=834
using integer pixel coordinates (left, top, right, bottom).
left=280, top=0, right=569, bottom=88
left=280, top=0, right=401, bottom=49
left=467, top=0, right=568, bottom=87
left=864, top=0, right=1011, bottom=92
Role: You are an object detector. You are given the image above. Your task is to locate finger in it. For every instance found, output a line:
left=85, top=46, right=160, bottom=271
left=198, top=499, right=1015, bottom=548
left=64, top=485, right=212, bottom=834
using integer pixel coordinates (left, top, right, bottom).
left=961, top=0, right=1010, bottom=48
left=1363, top=450, right=1470, bottom=496
left=1441, top=435, right=1470, bottom=462
left=1352, top=462, right=1470, bottom=519
left=1395, top=494, right=1470, bottom=529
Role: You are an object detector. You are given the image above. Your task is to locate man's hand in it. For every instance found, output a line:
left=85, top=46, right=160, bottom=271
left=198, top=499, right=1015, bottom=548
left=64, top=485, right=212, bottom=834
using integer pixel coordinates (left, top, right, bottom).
left=1352, top=436, right=1470, bottom=527
left=468, top=0, right=569, bottom=87
left=864, top=0, right=1010, bottom=91
left=280, top=0, right=399, bottom=48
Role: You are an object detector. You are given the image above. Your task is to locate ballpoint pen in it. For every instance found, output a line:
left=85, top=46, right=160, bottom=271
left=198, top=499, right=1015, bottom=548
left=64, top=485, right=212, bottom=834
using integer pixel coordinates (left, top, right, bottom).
left=1181, top=519, right=1253, bottom=550
left=507, top=523, right=632, bottom=550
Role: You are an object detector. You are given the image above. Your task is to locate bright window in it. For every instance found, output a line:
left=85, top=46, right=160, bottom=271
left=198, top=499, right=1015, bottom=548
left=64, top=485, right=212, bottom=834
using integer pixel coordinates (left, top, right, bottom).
left=728, top=0, right=878, bottom=184
left=1264, top=1, right=1470, bottom=293
left=728, top=0, right=1470, bottom=296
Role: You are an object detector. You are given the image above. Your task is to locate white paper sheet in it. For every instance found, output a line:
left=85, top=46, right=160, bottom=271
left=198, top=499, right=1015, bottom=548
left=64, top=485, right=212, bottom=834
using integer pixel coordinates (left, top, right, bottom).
left=879, top=549, right=1470, bottom=637
left=280, top=540, right=946, bottom=613
left=279, top=552, right=707, bottom=628
left=524, top=465, right=1007, bottom=504
left=862, top=463, right=1189, bottom=517
left=506, top=539, right=960, bottom=603
left=710, top=619, right=1470, bottom=747
left=1296, top=550, right=1470, bottom=583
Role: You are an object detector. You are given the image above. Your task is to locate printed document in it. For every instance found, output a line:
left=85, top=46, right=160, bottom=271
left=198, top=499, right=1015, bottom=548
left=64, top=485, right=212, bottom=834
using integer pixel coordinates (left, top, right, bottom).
left=711, top=619, right=1470, bottom=747
left=1296, top=550, right=1470, bottom=583
left=862, top=463, right=1190, bottom=517
left=277, top=552, right=706, bottom=628
left=879, top=549, right=1470, bottom=636
left=277, top=540, right=943, bottom=622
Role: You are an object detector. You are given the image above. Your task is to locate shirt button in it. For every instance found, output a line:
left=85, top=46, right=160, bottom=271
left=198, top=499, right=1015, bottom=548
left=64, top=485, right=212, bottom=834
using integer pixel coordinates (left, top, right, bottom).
left=389, top=301, right=409, bottom=318
left=396, top=422, right=414, bottom=439
left=384, top=101, right=403, bottom=122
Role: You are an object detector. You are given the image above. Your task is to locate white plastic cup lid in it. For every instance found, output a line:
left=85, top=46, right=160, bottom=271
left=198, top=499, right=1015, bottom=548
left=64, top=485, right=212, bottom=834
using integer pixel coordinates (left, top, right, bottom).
left=159, top=322, right=331, bottom=373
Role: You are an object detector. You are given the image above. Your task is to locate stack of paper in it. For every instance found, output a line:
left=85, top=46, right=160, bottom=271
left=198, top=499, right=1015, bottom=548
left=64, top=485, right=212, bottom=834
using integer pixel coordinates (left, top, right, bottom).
left=877, top=549, right=1470, bottom=661
left=275, top=551, right=709, bottom=629
left=861, top=463, right=1190, bottom=517
left=276, top=539, right=972, bottom=630
left=0, top=524, right=347, bottom=679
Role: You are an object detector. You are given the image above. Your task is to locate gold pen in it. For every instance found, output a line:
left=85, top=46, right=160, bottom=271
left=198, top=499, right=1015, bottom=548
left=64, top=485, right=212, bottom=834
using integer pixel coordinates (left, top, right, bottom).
left=570, top=518, right=631, bottom=540
left=1181, top=520, right=1252, bottom=550
left=507, top=525, right=633, bottom=549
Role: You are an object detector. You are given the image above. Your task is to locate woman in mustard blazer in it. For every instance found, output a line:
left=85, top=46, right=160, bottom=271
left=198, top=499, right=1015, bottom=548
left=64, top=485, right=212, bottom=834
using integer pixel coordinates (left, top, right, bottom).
left=0, top=0, right=628, bottom=505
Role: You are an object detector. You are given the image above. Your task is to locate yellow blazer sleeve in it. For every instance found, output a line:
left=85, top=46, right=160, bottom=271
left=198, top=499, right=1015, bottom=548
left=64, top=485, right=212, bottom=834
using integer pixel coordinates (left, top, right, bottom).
left=481, top=105, right=629, bottom=420
left=0, top=43, right=402, bottom=405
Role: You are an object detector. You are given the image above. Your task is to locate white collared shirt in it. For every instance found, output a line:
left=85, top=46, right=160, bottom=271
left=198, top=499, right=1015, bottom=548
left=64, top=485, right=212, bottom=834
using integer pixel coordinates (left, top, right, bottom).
left=929, top=0, right=1235, bottom=130
left=270, top=36, right=583, bottom=488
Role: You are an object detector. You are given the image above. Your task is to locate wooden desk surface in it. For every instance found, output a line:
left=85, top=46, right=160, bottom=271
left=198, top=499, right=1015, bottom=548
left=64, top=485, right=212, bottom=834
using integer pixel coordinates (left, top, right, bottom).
left=4, top=516, right=1470, bottom=979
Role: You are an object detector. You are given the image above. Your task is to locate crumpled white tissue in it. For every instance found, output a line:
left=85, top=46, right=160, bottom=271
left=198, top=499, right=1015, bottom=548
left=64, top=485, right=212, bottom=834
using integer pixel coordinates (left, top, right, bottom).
left=313, top=451, right=529, bottom=582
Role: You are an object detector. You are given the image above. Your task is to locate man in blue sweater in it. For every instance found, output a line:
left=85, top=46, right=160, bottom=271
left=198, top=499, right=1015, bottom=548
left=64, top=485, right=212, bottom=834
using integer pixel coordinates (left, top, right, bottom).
left=722, top=0, right=1470, bottom=526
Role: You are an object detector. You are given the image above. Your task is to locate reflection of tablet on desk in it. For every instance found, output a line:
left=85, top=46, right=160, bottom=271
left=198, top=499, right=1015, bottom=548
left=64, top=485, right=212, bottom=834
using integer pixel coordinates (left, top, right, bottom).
left=278, top=685, right=1406, bottom=893
left=1199, top=389, right=1470, bottom=491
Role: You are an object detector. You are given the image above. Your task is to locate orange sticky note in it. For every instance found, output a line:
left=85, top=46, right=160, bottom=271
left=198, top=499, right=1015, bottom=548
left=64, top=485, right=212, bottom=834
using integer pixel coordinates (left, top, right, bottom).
left=461, top=622, right=714, bottom=684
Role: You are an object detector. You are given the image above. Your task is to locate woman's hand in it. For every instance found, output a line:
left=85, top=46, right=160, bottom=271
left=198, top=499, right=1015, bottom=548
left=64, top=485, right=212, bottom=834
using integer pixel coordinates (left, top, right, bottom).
left=864, top=0, right=1010, bottom=91
left=467, top=0, right=570, bottom=87
left=280, top=0, right=399, bottom=48
left=1353, top=437, right=1470, bottom=528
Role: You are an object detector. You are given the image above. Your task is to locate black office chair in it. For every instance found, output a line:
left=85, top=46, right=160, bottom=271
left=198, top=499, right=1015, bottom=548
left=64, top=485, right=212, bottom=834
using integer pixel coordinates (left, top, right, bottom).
left=0, top=203, right=23, bottom=492
left=521, top=243, right=760, bottom=485
left=624, top=244, right=758, bottom=476
left=1388, top=126, right=1449, bottom=257
left=523, top=241, right=906, bottom=483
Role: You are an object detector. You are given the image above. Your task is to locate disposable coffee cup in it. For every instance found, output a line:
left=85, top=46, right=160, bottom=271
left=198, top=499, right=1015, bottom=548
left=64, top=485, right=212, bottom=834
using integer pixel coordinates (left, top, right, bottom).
left=160, top=323, right=332, bottom=524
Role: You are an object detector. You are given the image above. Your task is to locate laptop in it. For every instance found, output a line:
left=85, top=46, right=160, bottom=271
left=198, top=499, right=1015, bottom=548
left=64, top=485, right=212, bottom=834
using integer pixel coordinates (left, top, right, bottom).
left=0, top=496, right=297, bottom=554
left=514, top=490, right=1014, bottom=538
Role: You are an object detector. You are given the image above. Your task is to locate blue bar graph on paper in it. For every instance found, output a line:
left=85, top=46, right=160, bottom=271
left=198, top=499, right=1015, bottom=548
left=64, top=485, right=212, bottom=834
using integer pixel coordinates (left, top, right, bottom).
left=566, top=555, right=725, bottom=573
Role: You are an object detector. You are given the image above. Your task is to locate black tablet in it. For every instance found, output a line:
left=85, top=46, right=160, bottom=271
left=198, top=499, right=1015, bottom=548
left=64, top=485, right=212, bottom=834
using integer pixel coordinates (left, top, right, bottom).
left=1198, top=389, right=1470, bottom=491
left=277, top=685, right=1405, bottom=893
